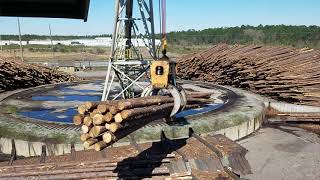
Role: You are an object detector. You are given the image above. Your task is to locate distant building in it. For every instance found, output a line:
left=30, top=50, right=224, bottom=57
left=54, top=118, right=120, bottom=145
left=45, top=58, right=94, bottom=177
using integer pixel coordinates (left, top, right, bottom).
left=0, top=37, right=161, bottom=47
left=56, top=62, right=80, bottom=74
left=57, top=65, right=76, bottom=74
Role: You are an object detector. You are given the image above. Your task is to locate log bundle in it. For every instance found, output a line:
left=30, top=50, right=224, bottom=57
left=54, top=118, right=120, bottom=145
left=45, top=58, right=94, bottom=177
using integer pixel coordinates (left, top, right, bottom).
left=74, top=93, right=213, bottom=151
left=0, top=57, right=80, bottom=92
left=177, top=44, right=320, bottom=106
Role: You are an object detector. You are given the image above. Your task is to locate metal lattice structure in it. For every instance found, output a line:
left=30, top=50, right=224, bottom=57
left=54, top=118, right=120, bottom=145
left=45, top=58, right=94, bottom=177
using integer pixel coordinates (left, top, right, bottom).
left=101, top=0, right=159, bottom=101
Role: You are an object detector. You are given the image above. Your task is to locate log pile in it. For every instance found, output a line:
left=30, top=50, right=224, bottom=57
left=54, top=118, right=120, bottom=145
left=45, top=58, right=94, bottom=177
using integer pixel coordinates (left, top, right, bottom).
left=177, top=44, right=320, bottom=106
left=0, top=57, right=80, bottom=92
left=74, top=93, right=213, bottom=151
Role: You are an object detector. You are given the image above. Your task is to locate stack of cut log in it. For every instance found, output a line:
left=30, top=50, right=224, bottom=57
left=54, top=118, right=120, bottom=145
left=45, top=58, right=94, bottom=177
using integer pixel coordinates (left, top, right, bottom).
left=0, top=57, right=80, bottom=92
left=177, top=44, right=320, bottom=106
left=74, top=93, right=212, bottom=151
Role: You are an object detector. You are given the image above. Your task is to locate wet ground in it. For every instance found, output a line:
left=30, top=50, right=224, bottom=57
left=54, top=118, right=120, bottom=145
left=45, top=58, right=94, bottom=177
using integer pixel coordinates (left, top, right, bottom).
left=1, top=81, right=225, bottom=124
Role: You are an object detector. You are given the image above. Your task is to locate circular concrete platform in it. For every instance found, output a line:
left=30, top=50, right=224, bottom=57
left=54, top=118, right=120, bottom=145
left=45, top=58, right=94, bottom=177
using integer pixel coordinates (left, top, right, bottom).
left=0, top=80, right=265, bottom=157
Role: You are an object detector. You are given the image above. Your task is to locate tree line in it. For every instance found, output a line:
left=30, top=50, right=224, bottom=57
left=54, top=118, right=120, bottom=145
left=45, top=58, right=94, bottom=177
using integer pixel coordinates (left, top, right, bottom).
left=1, top=25, right=320, bottom=49
left=166, top=25, right=320, bottom=49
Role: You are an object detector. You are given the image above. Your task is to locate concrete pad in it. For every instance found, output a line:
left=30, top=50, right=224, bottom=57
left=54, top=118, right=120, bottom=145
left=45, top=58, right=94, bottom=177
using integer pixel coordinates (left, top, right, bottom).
left=239, top=128, right=320, bottom=180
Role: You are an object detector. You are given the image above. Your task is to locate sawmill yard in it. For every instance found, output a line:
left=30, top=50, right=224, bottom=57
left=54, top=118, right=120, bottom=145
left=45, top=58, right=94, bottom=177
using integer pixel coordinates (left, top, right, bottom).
left=0, top=25, right=319, bottom=179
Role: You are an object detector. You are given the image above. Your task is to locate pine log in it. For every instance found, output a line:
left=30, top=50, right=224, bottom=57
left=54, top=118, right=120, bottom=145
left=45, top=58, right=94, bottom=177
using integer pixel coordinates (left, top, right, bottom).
left=73, top=115, right=84, bottom=126
left=104, top=112, right=113, bottom=122
left=117, top=95, right=173, bottom=111
left=93, top=114, right=105, bottom=125
left=90, top=109, right=100, bottom=118
left=89, top=126, right=107, bottom=138
left=105, top=123, right=111, bottom=130
left=97, top=104, right=109, bottom=114
left=109, top=105, right=120, bottom=115
left=83, top=116, right=93, bottom=126
left=83, top=138, right=99, bottom=149
left=80, top=133, right=91, bottom=141
left=187, top=92, right=213, bottom=99
left=102, top=113, right=170, bottom=147
left=108, top=123, right=123, bottom=133
left=94, top=141, right=108, bottom=151
left=84, top=102, right=99, bottom=111
left=117, top=103, right=174, bottom=123
left=77, top=105, right=87, bottom=115
left=81, top=125, right=92, bottom=134
left=102, top=131, right=115, bottom=144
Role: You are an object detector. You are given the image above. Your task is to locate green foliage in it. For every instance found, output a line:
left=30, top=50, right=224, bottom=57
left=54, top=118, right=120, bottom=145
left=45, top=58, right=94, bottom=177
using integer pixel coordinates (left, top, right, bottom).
left=167, top=25, right=320, bottom=49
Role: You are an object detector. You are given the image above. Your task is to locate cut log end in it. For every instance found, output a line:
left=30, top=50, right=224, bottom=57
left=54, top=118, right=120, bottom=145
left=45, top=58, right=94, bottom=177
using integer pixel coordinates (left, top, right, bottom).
left=80, top=133, right=91, bottom=142
left=73, top=115, right=84, bottom=126
left=109, top=123, right=122, bottom=133
left=97, top=104, right=109, bottom=114
left=83, top=138, right=99, bottom=149
left=77, top=105, right=87, bottom=115
left=89, top=126, right=107, bottom=138
left=81, top=125, right=91, bottom=134
left=104, top=112, right=113, bottom=122
left=109, top=105, right=119, bottom=115
left=84, top=101, right=98, bottom=110
left=103, top=132, right=114, bottom=144
left=93, top=114, right=105, bottom=125
left=83, top=116, right=93, bottom=126
left=94, top=141, right=108, bottom=151
left=114, top=113, right=123, bottom=123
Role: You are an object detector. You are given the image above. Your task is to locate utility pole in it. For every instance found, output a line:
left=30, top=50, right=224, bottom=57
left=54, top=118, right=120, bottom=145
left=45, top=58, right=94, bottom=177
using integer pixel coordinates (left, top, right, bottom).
left=17, top=18, right=24, bottom=61
left=49, top=24, right=55, bottom=60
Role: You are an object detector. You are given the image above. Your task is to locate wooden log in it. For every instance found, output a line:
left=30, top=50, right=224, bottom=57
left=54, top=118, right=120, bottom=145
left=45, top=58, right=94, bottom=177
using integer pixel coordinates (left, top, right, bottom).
left=90, top=109, right=100, bottom=118
left=105, top=123, right=111, bottom=130
left=104, top=112, right=113, bottom=122
left=73, top=115, right=84, bottom=126
left=114, top=113, right=123, bottom=123
left=102, top=131, right=115, bottom=144
left=102, top=113, right=168, bottom=147
left=97, top=104, right=109, bottom=114
left=187, top=98, right=214, bottom=104
left=109, top=105, right=120, bottom=115
left=118, top=103, right=174, bottom=123
left=83, top=116, right=93, bottom=127
left=108, top=123, right=123, bottom=133
left=0, top=167, right=170, bottom=179
left=94, top=141, right=108, bottom=151
left=185, top=104, right=202, bottom=109
left=187, top=92, right=213, bottom=99
left=93, top=114, right=106, bottom=125
left=117, top=95, right=173, bottom=111
left=84, top=102, right=98, bottom=111
left=83, top=138, right=99, bottom=149
left=77, top=105, right=87, bottom=115
left=89, top=126, right=107, bottom=138
left=81, top=125, right=92, bottom=134
left=80, top=133, right=91, bottom=141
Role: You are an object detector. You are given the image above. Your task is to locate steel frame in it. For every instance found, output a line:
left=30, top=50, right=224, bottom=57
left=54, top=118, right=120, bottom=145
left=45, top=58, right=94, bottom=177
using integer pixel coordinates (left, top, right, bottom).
left=101, top=0, right=158, bottom=101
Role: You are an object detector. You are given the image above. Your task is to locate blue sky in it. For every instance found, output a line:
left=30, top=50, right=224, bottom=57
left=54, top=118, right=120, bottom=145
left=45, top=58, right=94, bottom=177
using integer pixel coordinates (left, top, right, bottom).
left=0, top=0, right=319, bottom=35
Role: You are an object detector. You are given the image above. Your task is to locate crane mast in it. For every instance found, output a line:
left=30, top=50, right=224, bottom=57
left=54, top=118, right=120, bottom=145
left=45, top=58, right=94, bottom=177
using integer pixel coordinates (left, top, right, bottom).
left=102, top=0, right=186, bottom=117
left=101, top=0, right=157, bottom=101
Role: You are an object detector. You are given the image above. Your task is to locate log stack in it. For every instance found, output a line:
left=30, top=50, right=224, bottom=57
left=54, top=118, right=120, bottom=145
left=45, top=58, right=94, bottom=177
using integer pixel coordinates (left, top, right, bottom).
left=177, top=44, right=320, bottom=107
left=74, top=93, right=213, bottom=151
left=0, top=57, right=80, bottom=92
